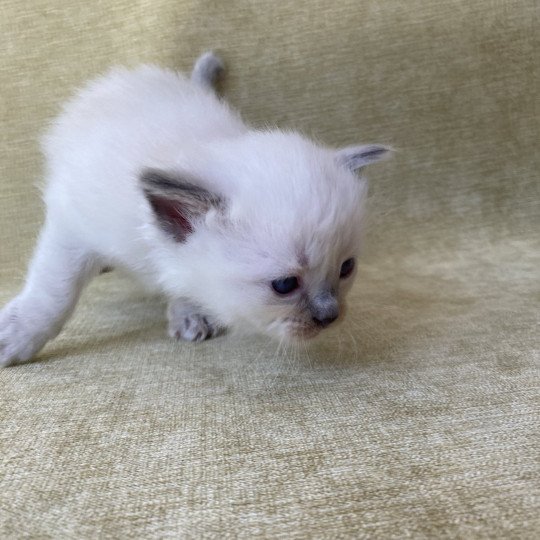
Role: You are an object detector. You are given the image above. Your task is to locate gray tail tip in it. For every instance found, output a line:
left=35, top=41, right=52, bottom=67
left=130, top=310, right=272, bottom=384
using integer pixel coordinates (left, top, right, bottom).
left=192, top=51, right=225, bottom=84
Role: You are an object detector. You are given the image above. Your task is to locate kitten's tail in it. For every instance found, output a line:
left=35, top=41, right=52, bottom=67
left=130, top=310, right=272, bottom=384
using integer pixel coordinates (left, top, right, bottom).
left=191, top=51, right=225, bottom=91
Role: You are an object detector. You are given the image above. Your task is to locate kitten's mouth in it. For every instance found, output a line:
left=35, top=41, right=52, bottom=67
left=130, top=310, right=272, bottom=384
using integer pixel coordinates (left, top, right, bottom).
left=290, top=325, right=321, bottom=339
left=285, top=313, right=344, bottom=340
left=268, top=317, right=328, bottom=341
left=282, top=320, right=324, bottom=340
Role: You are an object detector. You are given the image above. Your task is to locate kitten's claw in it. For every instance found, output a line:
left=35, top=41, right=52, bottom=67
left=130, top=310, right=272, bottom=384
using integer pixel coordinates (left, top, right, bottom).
left=167, top=298, right=225, bottom=343
left=167, top=299, right=224, bottom=342
left=167, top=309, right=224, bottom=343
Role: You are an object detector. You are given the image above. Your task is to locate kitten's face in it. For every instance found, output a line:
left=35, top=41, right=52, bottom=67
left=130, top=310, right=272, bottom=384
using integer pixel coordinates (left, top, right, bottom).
left=205, top=205, right=364, bottom=340
left=254, top=254, right=358, bottom=340
left=268, top=256, right=357, bottom=339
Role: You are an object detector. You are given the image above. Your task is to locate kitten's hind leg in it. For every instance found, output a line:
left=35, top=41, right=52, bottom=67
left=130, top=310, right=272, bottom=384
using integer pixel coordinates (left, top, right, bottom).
left=167, top=298, right=225, bottom=343
left=191, top=51, right=225, bottom=91
left=0, top=220, right=100, bottom=366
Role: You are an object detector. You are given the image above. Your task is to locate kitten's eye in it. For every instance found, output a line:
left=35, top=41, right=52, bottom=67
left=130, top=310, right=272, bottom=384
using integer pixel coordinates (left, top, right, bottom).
left=340, top=258, right=355, bottom=278
left=271, top=276, right=300, bottom=295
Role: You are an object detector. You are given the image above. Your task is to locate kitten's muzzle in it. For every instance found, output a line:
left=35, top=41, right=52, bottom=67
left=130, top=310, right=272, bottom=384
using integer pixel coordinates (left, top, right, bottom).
left=309, top=291, right=339, bottom=328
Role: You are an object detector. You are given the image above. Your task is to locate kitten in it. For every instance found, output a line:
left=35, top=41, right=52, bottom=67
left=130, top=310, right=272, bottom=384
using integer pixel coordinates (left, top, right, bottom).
left=0, top=52, right=390, bottom=366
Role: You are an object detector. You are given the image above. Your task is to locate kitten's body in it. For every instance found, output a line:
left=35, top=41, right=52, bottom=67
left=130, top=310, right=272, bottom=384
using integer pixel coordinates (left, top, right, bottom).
left=0, top=52, right=389, bottom=366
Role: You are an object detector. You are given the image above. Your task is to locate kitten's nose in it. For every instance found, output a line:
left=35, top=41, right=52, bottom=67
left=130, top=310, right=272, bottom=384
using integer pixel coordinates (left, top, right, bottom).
left=310, top=291, right=339, bottom=328
left=312, top=314, right=338, bottom=328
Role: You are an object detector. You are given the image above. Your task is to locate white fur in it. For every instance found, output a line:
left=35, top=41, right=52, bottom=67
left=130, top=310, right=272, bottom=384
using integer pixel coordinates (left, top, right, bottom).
left=0, top=52, right=389, bottom=366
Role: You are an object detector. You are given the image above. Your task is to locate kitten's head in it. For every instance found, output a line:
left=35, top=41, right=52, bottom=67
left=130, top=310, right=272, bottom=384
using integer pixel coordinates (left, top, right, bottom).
left=141, top=131, right=390, bottom=340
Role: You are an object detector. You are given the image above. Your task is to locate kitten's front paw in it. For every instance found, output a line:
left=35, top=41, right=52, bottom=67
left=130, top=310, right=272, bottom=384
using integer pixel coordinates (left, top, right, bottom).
left=0, top=302, right=51, bottom=366
left=167, top=299, right=225, bottom=343
left=168, top=313, right=224, bottom=343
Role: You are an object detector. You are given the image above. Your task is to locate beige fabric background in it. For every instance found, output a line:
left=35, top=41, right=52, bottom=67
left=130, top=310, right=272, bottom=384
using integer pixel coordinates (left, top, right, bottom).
left=1, top=1, right=538, bottom=538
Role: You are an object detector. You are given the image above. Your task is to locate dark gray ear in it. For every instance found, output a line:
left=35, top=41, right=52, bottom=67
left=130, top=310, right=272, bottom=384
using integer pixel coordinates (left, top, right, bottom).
left=140, top=168, right=223, bottom=242
left=336, top=144, right=392, bottom=172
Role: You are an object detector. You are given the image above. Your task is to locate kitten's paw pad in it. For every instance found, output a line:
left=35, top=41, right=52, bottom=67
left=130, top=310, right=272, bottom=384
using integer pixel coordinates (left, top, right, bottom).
left=168, top=313, right=222, bottom=343
left=0, top=304, right=50, bottom=366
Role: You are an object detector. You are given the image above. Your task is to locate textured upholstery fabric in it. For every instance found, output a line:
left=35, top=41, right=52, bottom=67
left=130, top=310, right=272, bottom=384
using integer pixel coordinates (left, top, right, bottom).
left=1, top=1, right=538, bottom=537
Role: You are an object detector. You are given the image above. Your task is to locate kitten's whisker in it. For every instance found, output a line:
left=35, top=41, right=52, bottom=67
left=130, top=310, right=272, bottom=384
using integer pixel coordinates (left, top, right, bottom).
left=345, top=327, right=360, bottom=362
left=301, top=339, right=314, bottom=370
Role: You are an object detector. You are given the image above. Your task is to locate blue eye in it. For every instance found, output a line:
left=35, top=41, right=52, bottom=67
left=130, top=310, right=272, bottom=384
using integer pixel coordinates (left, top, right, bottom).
left=271, top=276, right=300, bottom=295
left=340, top=258, right=355, bottom=278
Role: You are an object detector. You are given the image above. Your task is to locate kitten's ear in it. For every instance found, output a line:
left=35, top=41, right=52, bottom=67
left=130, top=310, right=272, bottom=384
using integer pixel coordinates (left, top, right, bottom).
left=140, top=168, right=223, bottom=242
left=336, top=144, right=392, bottom=172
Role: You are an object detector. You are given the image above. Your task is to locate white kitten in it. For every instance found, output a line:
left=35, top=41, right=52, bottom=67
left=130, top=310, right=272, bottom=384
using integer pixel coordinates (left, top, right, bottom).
left=0, top=52, right=390, bottom=366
